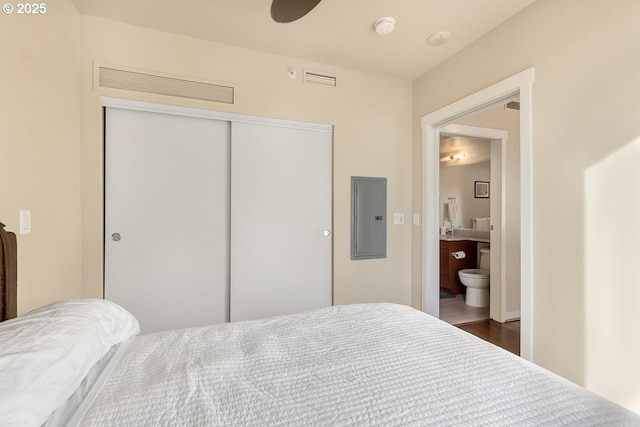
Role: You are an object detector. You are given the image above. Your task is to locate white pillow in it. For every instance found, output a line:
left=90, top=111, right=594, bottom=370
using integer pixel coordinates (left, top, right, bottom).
left=0, top=299, right=140, bottom=427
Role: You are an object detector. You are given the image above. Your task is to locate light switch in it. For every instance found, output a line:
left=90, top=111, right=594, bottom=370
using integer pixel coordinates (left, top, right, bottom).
left=20, top=210, right=31, bottom=235
left=393, top=213, right=404, bottom=225
left=413, top=213, right=420, bottom=226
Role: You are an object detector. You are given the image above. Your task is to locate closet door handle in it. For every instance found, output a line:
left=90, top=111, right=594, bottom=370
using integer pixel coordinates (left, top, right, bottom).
left=111, top=233, right=122, bottom=242
left=323, top=230, right=331, bottom=237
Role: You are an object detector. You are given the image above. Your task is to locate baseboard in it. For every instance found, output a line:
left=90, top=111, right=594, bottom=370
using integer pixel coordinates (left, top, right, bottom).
left=504, top=310, right=521, bottom=322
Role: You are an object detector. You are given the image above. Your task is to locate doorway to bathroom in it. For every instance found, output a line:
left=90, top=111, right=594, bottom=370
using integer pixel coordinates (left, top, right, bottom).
left=438, top=129, right=492, bottom=325
left=421, top=68, right=534, bottom=360
left=437, top=120, right=514, bottom=326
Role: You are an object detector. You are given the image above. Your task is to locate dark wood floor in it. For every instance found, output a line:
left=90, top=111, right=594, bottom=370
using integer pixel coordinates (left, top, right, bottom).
left=456, top=320, right=520, bottom=356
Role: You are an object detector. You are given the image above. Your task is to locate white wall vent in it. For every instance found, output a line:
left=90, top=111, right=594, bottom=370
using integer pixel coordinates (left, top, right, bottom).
left=97, top=66, right=234, bottom=104
left=303, top=70, right=337, bottom=87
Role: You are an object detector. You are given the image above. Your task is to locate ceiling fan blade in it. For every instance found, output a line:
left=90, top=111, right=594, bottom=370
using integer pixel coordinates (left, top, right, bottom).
left=271, top=0, right=322, bottom=23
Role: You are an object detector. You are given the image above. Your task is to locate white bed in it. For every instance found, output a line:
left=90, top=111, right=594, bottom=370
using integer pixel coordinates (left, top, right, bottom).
left=1, top=299, right=639, bottom=426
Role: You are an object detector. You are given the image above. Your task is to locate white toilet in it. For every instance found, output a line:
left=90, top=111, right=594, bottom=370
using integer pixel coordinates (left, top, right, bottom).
left=458, top=248, right=490, bottom=308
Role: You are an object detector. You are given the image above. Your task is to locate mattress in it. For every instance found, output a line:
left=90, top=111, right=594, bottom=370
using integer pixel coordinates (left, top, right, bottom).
left=68, top=303, right=639, bottom=426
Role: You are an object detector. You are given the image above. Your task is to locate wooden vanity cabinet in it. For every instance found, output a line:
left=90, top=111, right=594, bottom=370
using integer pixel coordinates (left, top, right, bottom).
left=440, top=239, right=477, bottom=295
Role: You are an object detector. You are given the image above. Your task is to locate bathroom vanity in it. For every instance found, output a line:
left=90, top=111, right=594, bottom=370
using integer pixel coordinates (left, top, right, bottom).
left=440, top=239, right=477, bottom=295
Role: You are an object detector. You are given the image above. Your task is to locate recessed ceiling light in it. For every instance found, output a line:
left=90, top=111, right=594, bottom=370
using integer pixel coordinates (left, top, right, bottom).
left=374, top=17, right=395, bottom=36
left=427, top=31, right=452, bottom=46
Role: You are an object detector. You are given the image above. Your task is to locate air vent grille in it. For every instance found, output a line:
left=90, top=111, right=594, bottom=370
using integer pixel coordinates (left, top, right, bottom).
left=303, top=70, right=337, bottom=87
left=506, top=101, right=520, bottom=110
left=98, top=66, right=234, bottom=104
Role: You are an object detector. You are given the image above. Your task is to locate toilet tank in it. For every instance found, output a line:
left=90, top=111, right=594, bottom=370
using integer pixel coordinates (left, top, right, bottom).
left=479, top=248, right=491, bottom=270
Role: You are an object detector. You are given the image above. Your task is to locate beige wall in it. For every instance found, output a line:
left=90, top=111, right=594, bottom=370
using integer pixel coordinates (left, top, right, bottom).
left=412, top=0, right=640, bottom=412
left=0, top=1, right=82, bottom=314
left=77, top=15, right=413, bottom=306
left=2, top=1, right=412, bottom=315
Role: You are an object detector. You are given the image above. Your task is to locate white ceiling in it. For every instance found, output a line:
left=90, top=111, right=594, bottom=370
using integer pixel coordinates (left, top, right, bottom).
left=70, top=0, right=534, bottom=79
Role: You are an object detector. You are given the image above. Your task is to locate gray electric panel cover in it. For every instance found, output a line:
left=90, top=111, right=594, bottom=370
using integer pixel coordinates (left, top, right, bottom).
left=351, top=177, right=386, bottom=259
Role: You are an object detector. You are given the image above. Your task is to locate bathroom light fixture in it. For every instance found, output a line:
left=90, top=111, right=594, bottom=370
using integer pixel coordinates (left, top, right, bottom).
left=440, top=152, right=467, bottom=162
left=374, top=17, right=395, bottom=35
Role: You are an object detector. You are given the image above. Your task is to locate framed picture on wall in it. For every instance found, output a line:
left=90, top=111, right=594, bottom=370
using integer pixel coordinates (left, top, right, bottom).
left=474, top=181, right=490, bottom=198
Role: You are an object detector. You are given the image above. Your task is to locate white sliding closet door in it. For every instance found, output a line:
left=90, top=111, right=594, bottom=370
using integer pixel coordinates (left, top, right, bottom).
left=105, top=107, right=230, bottom=333
left=230, top=121, right=332, bottom=322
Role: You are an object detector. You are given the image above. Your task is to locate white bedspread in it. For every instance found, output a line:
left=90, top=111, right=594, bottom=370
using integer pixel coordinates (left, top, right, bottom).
left=69, top=303, right=639, bottom=426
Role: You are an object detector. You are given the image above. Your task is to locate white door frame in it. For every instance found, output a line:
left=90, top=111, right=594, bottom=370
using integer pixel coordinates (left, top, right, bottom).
left=439, top=123, right=509, bottom=323
left=421, top=68, right=534, bottom=361
left=101, top=97, right=333, bottom=133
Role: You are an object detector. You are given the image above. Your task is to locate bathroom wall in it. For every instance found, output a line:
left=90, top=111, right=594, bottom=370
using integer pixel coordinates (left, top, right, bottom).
left=439, top=159, right=490, bottom=228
